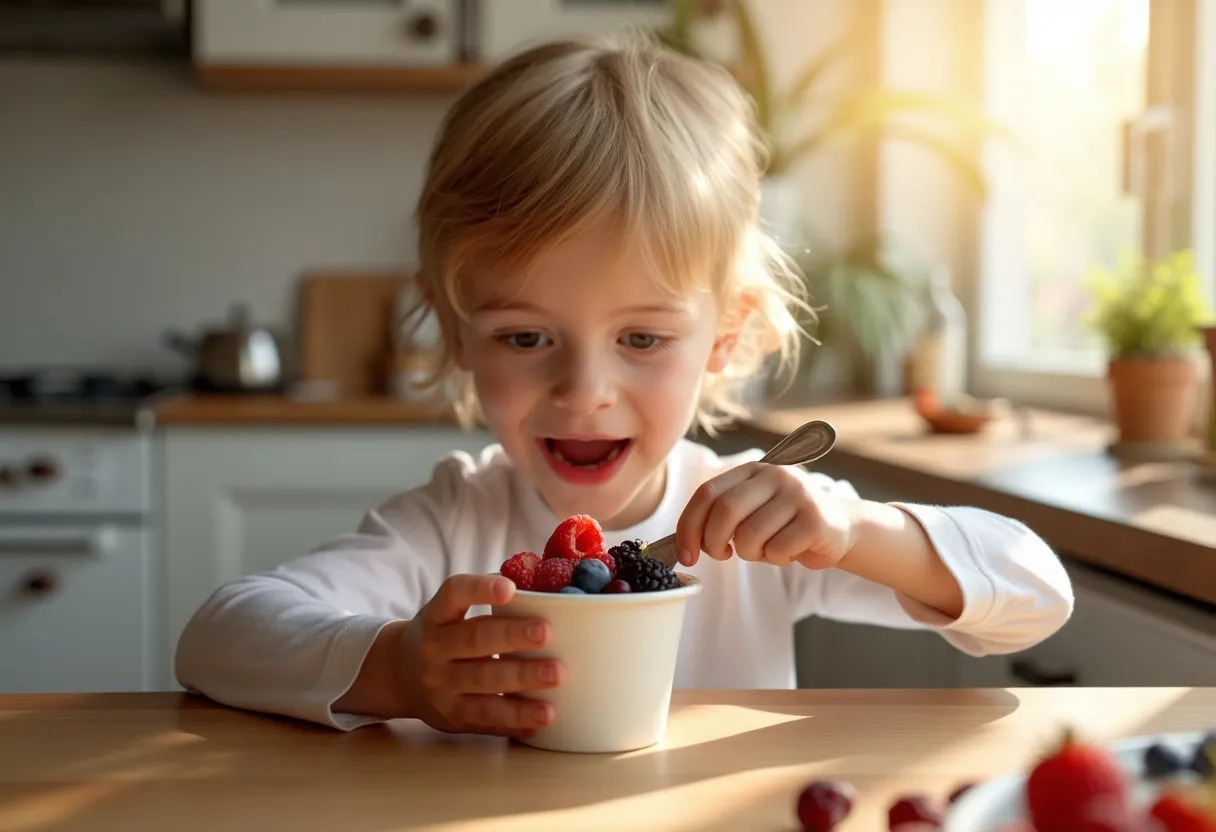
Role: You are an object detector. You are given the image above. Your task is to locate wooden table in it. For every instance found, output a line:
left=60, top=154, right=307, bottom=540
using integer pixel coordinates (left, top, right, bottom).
left=2, top=688, right=1213, bottom=831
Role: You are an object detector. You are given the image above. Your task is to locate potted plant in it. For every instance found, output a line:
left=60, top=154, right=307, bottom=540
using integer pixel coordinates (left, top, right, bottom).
left=662, top=0, right=1008, bottom=242
left=662, top=0, right=1006, bottom=399
left=1085, top=249, right=1211, bottom=447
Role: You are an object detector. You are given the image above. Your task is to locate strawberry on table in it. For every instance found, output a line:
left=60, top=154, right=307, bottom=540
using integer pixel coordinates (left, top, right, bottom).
left=1027, top=729, right=1130, bottom=832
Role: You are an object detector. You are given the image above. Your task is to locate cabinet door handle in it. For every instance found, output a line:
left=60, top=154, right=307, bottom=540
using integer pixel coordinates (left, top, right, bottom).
left=21, top=570, right=60, bottom=598
left=1009, top=659, right=1077, bottom=686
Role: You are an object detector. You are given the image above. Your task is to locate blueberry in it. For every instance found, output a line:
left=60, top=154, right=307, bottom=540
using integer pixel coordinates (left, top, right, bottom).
left=570, top=558, right=611, bottom=593
left=1192, top=733, right=1216, bottom=776
left=1144, top=742, right=1188, bottom=778
left=559, top=586, right=585, bottom=594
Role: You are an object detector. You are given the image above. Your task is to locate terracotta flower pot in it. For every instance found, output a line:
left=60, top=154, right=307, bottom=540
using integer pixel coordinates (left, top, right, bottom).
left=1201, top=326, right=1216, bottom=451
left=1107, top=355, right=1200, bottom=444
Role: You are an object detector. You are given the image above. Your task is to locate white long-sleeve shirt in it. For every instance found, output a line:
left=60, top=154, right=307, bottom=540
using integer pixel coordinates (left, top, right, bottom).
left=176, top=439, right=1074, bottom=730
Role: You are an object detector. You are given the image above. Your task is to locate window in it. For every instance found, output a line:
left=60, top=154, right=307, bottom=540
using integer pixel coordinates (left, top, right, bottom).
left=972, top=0, right=1215, bottom=405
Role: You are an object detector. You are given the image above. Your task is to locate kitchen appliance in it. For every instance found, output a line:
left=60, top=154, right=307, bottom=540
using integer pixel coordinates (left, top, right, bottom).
left=0, top=369, right=166, bottom=693
left=164, top=303, right=284, bottom=394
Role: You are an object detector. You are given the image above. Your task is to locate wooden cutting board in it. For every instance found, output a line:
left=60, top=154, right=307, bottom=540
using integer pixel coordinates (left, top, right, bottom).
left=297, top=272, right=410, bottom=397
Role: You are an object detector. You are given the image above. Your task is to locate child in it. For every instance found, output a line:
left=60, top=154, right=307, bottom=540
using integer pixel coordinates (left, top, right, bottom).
left=176, top=35, right=1073, bottom=737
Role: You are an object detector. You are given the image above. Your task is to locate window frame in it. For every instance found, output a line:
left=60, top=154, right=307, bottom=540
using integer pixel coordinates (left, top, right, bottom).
left=966, top=0, right=1215, bottom=414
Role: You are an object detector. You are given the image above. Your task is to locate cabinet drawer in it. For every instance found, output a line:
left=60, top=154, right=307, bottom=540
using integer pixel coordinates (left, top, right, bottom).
left=956, top=563, right=1216, bottom=687
left=0, top=525, right=152, bottom=693
left=196, top=0, right=461, bottom=66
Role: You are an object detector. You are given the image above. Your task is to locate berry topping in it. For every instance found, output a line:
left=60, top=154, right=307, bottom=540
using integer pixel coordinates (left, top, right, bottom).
left=616, top=554, right=680, bottom=592
left=581, top=549, right=617, bottom=578
left=602, top=579, right=632, bottom=594
left=570, top=558, right=612, bottom=593
left=499, top=552, right=540, bottom=590
left=533, top=557, right=576, bottom=592
left=543, top=514, right=605, bottom=560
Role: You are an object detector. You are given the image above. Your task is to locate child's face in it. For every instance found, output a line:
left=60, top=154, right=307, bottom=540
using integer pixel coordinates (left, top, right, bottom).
left=457, top=226, right=733, bottom=530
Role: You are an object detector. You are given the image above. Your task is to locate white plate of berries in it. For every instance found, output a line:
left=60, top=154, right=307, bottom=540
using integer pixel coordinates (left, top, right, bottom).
left=943, top=729, right=1216, bottom=832
left=794, top=731, right=1216, bottom=831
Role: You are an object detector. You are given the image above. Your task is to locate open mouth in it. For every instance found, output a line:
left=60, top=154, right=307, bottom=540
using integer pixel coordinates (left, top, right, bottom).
left=543, top=437, right=631, bottom=469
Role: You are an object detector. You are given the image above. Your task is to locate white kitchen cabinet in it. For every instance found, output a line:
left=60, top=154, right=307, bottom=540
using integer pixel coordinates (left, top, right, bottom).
left=953, top=561, right=1216, bottom=688
left=0, top=526, right=154, bottom=693
left=195, top=0, right=462, bottom=66
left=160, top=425, right=494, bottom=688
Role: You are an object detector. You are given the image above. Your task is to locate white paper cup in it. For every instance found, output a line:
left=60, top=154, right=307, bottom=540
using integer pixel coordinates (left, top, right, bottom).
left=491, top=575, right=702, bottom=753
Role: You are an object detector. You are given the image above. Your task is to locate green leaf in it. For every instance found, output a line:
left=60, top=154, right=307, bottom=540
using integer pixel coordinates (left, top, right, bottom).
left=664, top=0, right=702, bottom=54
left=727, top=0, right=774, bottom=138
left=848, top=89, right=1020, bottom=143
left=1085, top=249, right=1212, bottom=357
left=782, top=33, right=854, bottom=117
left=875, top=123, right=989, bottom=198
left=779, top=87, right=1017, bottom=176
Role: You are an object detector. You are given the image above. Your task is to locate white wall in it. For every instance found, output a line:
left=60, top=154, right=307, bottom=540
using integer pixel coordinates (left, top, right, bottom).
left=0, top=58, right=453, bottom=375
left=0, top=0, right=860, bottom=376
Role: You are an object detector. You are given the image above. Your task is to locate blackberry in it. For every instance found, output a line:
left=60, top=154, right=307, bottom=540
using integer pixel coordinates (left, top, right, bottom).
left=616, top=554, right=680, bottom=592
left=608, top=539, right=645, bottom=574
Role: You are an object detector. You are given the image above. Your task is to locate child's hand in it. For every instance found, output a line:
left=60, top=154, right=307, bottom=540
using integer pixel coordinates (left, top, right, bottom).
left=675, top=462, right=858, bottom=569
left=402, top=574, right=564, bottom=738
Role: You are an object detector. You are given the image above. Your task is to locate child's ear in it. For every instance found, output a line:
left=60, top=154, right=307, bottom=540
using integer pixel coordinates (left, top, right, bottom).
left=707, top=293, right=756, bottom=373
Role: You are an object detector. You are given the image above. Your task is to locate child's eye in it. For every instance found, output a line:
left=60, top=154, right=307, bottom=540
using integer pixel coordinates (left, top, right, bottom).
left=622, top=332, right=667, bottom=351
left=500, top=331, right=552, bottom=350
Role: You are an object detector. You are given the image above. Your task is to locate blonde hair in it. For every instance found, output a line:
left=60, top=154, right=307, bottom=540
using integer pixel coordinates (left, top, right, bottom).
left=414, top=33, right=810, bottom=433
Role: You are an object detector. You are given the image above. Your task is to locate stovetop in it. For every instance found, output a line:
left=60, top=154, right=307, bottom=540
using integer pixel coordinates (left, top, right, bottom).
left=0, top=370, right=182, bottom=428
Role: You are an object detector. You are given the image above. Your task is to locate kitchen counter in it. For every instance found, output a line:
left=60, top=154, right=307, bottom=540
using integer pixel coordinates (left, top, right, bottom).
left=154, top=394, right=456, bottom=426
left=3, top=687, right=1212, bottom=831
left=743, top=398, right=1216, bottom=608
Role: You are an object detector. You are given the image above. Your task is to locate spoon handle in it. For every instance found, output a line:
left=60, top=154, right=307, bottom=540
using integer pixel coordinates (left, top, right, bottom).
left=643, top=420, right=837, bottom=568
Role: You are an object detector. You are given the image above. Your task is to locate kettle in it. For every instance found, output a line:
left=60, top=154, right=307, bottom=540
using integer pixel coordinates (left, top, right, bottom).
left=164, top=303, right=283, bottom=393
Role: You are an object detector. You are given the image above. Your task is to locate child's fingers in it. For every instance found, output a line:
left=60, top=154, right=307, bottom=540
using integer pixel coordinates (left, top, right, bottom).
left=676, top=463, right=763, bottom=564
left=763, top=512, right=823, bottom=566
left=446, top=656, right=564, bottom=694
left=732, top=499, right=799, bottom=564
left=424, top=574, right=514, bottom=626
left=701, top=474, right=778, bottom=560
left=454, top=693, right=554, bottom=733
left=432, top=615, right=550, bottom=660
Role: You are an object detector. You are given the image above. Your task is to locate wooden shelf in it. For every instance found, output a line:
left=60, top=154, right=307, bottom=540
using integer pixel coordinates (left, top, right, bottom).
left=195, top=62, right=484, bottom=93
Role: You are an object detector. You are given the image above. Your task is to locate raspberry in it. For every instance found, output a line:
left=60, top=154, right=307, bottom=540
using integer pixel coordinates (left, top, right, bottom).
left=796, top=779, right=855, bottom=831
left=581, top=550, right=616, bottom=578
left=543, top=514, right=604, bottom=560
left=602, top=579, right=631, bottom=594
left=500, top=552, right=540, bottom=590
left=533, top=557, right=575, bottom=592
left=1027, top=729, right=1129, bottom=832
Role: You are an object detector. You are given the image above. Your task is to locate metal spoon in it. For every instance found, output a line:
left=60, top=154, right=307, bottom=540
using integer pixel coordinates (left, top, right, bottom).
left=643, top=419, right=838, bottom=568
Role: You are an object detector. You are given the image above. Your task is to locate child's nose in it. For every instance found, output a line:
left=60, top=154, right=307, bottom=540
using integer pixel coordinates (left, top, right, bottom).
left=550, top=348, right=617, bottom=414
